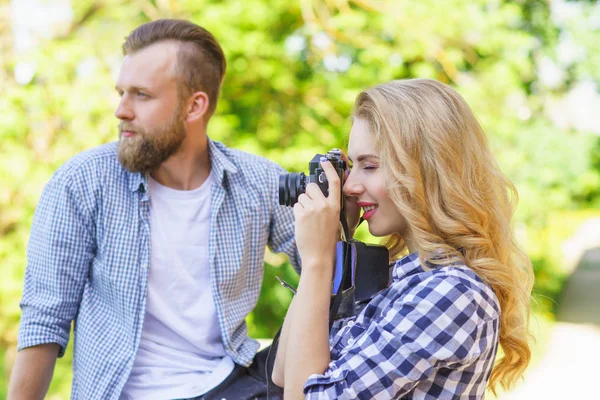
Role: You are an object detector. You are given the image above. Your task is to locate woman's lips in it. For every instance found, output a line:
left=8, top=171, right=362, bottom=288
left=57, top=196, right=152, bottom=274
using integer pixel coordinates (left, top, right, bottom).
left=358, top=202, right=378, bottom=220
left=362, top=207, right=377, bottom=220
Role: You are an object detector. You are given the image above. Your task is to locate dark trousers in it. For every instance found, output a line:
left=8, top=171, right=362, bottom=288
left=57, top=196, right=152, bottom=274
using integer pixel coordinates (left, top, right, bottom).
left=189, top=345, right=284, bottom=400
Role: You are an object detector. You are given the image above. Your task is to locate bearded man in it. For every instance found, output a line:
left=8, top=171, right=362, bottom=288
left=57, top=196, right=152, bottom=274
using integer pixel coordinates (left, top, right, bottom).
left=8, top=19, right=298, bottom=400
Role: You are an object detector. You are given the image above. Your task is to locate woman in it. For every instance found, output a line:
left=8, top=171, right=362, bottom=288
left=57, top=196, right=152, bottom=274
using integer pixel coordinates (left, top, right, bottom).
left=272, top=79, right=534, bottom=399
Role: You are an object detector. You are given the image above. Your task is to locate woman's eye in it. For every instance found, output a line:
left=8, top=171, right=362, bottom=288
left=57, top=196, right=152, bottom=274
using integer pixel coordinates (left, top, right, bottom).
left=363, top=165, right=378, bottom=170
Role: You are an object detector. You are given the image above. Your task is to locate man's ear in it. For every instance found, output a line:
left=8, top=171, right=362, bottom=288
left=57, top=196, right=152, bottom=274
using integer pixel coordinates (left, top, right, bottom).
left=185, top=91, right=210, bottom=122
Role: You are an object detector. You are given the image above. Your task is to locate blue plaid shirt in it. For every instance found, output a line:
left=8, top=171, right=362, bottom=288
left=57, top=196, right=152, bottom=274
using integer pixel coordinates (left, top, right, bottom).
left=304, top=253, right=500, bottom=399
left=18, top=139, right=300, bottom=399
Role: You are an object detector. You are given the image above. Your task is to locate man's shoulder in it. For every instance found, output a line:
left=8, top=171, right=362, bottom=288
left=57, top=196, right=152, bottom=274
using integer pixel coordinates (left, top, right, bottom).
left=211, top=140, right=285, bottom=176
left=53, top=142, right=122, bottom=184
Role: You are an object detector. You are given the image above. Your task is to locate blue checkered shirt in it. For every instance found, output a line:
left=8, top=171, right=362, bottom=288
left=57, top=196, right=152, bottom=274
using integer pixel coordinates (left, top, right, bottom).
left=304, top=253, right=500, bottom=399
left=18, top=139, right=300, bottom=399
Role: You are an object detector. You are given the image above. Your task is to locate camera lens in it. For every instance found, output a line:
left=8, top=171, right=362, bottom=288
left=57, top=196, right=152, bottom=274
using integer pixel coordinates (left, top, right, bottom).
left=278, top=172, right=306, bottom=206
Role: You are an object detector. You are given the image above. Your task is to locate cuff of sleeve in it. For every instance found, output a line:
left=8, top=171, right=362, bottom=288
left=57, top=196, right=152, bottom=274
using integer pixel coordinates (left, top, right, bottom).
left=17, top=337, right=68, bottom=358
left=303, top=365, right=348, bottom=394
left=17, top=308, right=71, bottom=358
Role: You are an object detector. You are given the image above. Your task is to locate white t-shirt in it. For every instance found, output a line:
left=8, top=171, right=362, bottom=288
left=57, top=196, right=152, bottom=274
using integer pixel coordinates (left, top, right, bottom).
left=121, top=173, right=234, bottom=400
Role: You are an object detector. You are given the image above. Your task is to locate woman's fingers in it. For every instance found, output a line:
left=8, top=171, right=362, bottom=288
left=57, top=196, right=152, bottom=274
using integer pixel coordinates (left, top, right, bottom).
left=297, top=193, right=312, bottom=209
left=304, top=182, right=323, bottom=202
left=319, top=160, right=341, bottom=208
left=297, top=159, right=342, bottom=215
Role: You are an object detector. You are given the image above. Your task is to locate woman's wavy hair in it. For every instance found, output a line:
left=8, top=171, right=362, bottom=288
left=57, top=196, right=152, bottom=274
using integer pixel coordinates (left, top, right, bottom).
left=353, top=78, right=534, bottom=394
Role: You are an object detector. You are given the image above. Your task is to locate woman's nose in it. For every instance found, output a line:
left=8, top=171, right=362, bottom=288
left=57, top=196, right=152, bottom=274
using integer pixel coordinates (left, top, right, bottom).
left=343, top=171, right=363, bottom=197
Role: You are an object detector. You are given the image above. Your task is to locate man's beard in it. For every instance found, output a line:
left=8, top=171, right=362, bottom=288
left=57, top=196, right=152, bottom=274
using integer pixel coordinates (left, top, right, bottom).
left=117, top=108, right=186, bottom=174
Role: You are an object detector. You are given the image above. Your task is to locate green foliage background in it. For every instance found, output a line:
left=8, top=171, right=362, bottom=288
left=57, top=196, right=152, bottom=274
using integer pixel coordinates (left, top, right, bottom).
left=1, top=0, right=600, bottom=397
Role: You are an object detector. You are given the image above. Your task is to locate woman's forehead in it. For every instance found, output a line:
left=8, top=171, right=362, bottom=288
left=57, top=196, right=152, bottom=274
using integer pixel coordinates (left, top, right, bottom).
left=348, top=118, right=377, bottom=160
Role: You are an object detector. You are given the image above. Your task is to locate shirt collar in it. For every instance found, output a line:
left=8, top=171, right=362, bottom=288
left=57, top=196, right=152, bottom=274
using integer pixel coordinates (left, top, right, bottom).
left=391, top=252, right=423, bottom=281
left=125, top=137, right=238, bottom=193
left=207, top=137, right=238, bottom=186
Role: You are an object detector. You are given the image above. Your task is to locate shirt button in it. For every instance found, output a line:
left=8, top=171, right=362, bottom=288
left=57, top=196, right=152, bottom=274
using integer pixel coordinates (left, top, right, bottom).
left=347, top=338, right=355, bottom=346
left=332, top=370, right=341, bottom=378
left=347, top=321, right=355, bottom=328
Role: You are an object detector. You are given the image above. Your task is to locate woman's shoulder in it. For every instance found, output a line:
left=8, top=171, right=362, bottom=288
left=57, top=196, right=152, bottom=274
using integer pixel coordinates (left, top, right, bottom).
left=386, top=254, right=500, bottom=321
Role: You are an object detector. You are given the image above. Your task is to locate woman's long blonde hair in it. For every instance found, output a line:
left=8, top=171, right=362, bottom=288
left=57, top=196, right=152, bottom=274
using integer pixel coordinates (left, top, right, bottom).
left=354, top=79, right=534, bottom=394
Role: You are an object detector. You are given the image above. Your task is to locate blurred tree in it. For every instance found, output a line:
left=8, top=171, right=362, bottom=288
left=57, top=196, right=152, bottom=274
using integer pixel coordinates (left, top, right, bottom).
left=1, top=0, right=599, bottom=397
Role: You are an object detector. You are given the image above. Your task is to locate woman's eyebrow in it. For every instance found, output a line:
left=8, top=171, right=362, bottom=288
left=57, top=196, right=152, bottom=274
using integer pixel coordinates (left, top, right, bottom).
left=355, top=154, right=379, bottom=162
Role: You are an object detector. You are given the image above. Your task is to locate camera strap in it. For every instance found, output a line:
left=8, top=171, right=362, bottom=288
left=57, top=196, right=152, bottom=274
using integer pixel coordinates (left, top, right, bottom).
left=328, top=210, right=353, bottom=331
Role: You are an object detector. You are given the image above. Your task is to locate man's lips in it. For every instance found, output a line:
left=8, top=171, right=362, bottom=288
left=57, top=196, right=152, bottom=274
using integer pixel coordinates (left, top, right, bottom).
left=120, top=131, right=136, bottom=138
left=357, top=201, right=378, bottom=220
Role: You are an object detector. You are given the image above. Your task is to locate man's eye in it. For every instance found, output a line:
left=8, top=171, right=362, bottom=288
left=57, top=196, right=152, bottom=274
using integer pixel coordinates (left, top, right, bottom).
left=137, top=91, right=148, bottom=97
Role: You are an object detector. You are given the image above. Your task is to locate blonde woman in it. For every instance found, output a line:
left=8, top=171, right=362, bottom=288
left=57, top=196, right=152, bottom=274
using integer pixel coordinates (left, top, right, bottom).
left=272, top=79, right=534, bottom=399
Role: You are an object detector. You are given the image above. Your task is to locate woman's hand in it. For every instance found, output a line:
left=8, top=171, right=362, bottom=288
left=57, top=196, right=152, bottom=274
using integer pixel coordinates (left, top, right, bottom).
left=293, top=158, right=341, bottom=270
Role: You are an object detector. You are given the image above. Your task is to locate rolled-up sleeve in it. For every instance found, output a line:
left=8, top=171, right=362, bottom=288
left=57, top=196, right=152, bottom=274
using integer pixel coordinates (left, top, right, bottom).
left=303, top=275, right=499, bottom=399
left=18, top=171, right=95, bottom=357
left=266, top=163, right=301, bottom=272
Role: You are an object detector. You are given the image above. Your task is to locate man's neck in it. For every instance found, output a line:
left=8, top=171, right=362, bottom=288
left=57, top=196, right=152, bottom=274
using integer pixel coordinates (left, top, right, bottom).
left=151, top=135, right=211, bottom=191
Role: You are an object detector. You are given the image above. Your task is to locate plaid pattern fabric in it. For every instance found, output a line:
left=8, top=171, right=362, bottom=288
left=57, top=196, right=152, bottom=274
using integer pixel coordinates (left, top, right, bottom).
left=18, top=139, right=299, bottom=399
left=304, top=253, right=500, bottom=399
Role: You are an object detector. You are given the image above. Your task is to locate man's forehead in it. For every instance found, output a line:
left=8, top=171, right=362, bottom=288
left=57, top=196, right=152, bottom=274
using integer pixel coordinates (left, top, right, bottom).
left=119, top=41, right=179, bottom=81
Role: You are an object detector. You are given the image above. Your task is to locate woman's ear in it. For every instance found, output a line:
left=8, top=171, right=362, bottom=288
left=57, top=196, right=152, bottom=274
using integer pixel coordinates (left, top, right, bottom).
left=185, top=91, right=210, bottom=122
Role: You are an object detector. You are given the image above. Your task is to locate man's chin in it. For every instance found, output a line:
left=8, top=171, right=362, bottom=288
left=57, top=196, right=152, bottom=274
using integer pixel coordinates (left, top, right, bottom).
left=118, top=147, right=145, bottom=173
left=116, top=130, right=185, bottom=174
left=118, top=157, right=143, bottom=173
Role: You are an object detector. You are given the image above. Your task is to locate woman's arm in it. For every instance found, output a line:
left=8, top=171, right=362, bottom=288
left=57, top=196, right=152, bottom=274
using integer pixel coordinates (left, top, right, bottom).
left=282, top=266, right=332, bottom=399
left=272, top=295, right=296, bottom=387
left=276, top=159, right=341, bottom=399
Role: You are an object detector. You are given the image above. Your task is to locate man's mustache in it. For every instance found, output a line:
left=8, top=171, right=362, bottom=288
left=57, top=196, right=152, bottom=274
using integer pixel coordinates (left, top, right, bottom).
left=119, top=122, right=139, bottom=133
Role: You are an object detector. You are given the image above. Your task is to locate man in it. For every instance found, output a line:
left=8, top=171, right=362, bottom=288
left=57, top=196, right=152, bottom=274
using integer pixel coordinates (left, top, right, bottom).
left=8, top=19, right=298, bottom=400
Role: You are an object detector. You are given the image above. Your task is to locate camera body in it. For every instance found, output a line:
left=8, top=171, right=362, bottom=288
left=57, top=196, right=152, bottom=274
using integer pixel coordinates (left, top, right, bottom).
left=279, top=149, right=346, bottom=208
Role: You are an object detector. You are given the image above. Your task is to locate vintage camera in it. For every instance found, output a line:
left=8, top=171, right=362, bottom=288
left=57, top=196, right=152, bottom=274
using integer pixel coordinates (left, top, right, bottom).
left=279, top=149, right=346, bottom=207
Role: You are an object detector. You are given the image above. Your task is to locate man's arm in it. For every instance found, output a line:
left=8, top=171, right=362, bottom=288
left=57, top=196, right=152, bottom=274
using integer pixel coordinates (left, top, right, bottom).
left=15, top=168, right=96, bottom=396
left=266, top=164, right=302, bottom=272
left=8, top=344, right=60, bottom=400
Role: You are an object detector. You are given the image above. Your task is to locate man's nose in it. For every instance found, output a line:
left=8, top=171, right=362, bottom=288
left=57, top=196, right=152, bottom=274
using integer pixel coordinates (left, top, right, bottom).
left=114, top=97, right=134, bottom=120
